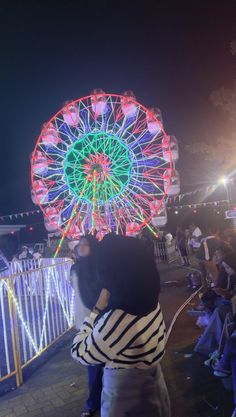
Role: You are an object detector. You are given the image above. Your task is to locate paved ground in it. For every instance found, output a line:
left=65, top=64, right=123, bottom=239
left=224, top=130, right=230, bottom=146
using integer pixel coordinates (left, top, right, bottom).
left=0, top=261, right=234, bottom=417
left=0, top=331, right=87, bottom=417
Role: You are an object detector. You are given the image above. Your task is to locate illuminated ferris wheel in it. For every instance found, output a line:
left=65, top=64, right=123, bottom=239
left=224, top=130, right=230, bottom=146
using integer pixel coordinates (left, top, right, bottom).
left=31, top=90, right=180, bottom=239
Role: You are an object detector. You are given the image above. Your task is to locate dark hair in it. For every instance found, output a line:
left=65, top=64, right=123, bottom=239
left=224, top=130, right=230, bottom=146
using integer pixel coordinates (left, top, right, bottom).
left=73, top=235, right=102, bottom=310
left=139, top=231, right=154, bottom=254
left=97, top=235, right=160, bottom=316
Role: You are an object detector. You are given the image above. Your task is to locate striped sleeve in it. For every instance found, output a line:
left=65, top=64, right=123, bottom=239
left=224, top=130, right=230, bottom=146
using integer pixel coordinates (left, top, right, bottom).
left=71, top=312, right=114, bottom=365
left=71, top=305, right=166, bottom=368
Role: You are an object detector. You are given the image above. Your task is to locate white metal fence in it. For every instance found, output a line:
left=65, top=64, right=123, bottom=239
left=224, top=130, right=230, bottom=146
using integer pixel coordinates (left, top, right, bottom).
left=0, top=246, right=177, bottom=388
left=155, top=241, right=178, bottom=263
left=0, top=258, right=74, bottom=386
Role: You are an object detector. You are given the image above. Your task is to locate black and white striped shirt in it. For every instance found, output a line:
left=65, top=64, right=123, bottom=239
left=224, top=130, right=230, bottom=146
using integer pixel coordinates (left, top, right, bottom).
left=71, top=303, right=166, bottom=369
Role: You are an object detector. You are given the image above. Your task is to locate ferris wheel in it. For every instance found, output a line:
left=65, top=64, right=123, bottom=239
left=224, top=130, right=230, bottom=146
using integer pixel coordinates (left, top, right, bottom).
left=31, top=90, right=180, bottom=240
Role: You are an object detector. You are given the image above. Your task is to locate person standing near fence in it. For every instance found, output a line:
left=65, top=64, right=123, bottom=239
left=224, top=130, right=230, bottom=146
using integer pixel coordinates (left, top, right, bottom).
left=139, top=230, right=155, bottom=256
left=70, top=235, right=103, bottom=417
left=164, top=231, right=173, bottom=247
left=196, top=227, right=221, bottom=288
left=190, top=224, right=202, bottom=253
left=71, top=235, right=170, bottom=417
left=176, top=226, right=190, bottom=266
left=18, top=246, right=33, bottom=261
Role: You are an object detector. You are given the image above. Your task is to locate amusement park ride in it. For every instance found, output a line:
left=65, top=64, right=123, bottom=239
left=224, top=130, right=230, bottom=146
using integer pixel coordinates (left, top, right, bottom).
left=31, top=89, right=180, bottom=252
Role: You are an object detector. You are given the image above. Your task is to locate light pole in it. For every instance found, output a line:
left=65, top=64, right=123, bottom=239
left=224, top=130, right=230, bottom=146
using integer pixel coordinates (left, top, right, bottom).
left=220, top=176, right=236, bottom=231
left=219, top=177, right=230, bottom=208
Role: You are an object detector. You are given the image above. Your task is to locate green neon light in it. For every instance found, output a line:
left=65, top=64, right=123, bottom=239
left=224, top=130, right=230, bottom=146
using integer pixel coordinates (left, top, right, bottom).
left=64, top=132, right=131, bottom=203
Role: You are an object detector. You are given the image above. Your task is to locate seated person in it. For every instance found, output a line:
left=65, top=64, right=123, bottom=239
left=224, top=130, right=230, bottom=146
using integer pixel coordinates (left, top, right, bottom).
left=195, top=251, right=236, bottom=356
left=215, top=251, right=236, bottom=293
left=213, top=327, right=236, bottom=378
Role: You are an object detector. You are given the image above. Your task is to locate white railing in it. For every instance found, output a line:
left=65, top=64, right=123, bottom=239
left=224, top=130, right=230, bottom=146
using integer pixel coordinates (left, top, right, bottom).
left=155, top=241, right=178, bottom=263
left=0, top=258, right=74, bottom=386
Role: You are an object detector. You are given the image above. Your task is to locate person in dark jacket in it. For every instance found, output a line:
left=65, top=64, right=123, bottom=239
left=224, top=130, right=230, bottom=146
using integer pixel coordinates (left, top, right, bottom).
left=176, top=226, right=189, bottom=266
left=70, top=235, right=103, bottom=417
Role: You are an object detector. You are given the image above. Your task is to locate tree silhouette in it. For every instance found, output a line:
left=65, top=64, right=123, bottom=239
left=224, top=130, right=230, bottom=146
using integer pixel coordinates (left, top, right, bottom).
left=185, top=41, right=236, bottom=177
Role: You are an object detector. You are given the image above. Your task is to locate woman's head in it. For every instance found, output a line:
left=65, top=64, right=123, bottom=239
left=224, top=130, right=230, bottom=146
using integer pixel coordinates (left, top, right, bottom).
left=76, top=237, right=91, bottom=258
left=75, top=235, right=98, bottom=258
left=74, top=235, right=100, bottom=310
left=21, top=246, right=28, bottom=253
left=98, top=235, right=160, bottom=315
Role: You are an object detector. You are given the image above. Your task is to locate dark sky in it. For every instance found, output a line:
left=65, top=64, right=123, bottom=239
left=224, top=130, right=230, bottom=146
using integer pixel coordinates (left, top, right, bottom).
left=0, top=0, right=236, bottom=215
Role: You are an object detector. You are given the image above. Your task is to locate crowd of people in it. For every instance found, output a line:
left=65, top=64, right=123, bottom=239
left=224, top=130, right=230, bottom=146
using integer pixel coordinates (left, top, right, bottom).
left=175, top=223, right=202, bottom=267
left=68, top=224, right=236, bottom=417
left=11, top=245, right=43, bottom=262
left=183, top=224, right=236, bottom=416
left=2, top=222, right=236, bottom=415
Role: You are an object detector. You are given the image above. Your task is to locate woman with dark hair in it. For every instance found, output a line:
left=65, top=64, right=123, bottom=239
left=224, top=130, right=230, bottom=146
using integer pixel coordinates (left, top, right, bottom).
left=71, top=235, right=170, bottom=417
left=97, top=234, right=160, bottom=315
left=70, top=235, right=103, bottom=417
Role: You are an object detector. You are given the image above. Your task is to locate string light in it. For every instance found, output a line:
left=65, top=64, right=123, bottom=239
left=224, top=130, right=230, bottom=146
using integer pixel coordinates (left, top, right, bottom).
left=1, top=262, right=75, bottom=357
left=51, top=266, right=74, bottom=327
left=167, top=200, right=229, bottom=211
left=4, top=281, right=39, bottom=354
left=38, top=270, right=51, bottom=351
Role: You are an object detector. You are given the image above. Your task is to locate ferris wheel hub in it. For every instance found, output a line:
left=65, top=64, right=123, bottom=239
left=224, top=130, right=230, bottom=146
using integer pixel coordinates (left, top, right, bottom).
left=91, top=163, right=103, bottom=172
left=64, top=132, right=131, bottom=202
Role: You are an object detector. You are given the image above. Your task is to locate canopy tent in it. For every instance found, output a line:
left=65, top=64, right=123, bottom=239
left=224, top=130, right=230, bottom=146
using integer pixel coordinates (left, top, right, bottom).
left=0, top=225, right=26, bottom=236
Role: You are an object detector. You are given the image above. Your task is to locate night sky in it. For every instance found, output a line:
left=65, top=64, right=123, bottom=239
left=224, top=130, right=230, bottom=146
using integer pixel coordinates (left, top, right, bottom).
left=0, top=0, right=236, bottom=215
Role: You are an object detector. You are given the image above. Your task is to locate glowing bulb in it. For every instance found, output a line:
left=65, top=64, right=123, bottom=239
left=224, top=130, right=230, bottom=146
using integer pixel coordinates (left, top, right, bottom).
left=175, top=210, right=179, bottom=214
left=219, top=176, right=228, bottom=185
